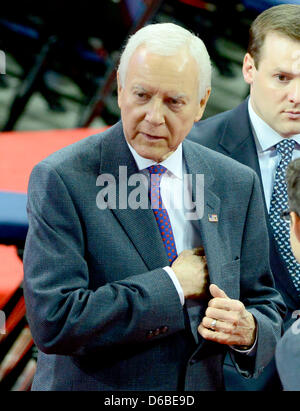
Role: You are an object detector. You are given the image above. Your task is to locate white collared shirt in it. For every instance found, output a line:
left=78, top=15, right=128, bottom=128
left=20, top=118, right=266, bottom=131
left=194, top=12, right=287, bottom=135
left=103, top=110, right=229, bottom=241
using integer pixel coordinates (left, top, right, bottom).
left=248, top=99, right=300, bottom=211
left=127, top=142, right=201, bottom=304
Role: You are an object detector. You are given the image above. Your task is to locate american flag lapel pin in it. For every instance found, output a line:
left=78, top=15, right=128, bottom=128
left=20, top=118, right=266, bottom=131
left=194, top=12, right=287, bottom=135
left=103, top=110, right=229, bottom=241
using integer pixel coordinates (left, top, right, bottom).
left=208, top=214, right=218, bottom=222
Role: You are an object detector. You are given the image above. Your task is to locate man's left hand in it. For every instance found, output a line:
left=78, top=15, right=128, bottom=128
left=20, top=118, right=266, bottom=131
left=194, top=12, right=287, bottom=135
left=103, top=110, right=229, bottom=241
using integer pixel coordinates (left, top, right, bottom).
left=198, top=284, right=256, bottom=348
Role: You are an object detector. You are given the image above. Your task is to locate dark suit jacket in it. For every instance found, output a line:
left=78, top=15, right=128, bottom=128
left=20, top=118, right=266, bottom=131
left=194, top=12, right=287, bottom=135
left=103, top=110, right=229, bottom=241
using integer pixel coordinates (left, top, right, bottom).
left=23, top=121, right=285, bottom=391
left=188, top=99, right=299, bottom=329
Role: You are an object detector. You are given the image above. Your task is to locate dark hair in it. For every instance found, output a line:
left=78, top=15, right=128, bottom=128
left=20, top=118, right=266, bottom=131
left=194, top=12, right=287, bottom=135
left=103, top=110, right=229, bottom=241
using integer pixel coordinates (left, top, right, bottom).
left=287, top=158, right=300, bottom=217
left=248, top=4, right=300, bottom=67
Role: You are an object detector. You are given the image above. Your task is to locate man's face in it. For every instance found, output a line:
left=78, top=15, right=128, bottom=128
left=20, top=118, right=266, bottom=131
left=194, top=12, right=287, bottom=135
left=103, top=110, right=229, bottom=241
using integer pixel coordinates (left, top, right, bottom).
left=243, top=32, right=300, bottom=138
left=117, top=46, right=210, bottom=162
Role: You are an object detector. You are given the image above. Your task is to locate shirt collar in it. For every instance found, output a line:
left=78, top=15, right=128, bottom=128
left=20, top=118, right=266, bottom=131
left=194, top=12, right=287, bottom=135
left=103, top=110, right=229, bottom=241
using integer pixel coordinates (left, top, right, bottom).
left=248, top=98, right=300, bottom=152
left=126, top=141, right=183, bottom=180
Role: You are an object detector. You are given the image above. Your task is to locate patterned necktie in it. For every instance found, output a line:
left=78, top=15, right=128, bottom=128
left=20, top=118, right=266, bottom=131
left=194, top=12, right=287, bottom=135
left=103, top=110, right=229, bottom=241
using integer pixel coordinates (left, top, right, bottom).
left=269, top=139, right=300, bottom=294
left=147, top=165, right=178, bottom=264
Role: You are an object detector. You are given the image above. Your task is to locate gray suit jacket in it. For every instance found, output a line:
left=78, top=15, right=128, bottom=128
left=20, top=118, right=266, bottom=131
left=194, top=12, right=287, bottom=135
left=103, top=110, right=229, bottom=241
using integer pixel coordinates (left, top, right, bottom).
left=23, top=121, right=285, bottom=391
left=188, top=99, right=299, bottom=328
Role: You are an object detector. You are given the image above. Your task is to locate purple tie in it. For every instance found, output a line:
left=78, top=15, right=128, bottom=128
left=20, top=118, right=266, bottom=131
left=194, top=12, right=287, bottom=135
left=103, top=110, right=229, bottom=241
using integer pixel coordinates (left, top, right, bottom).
left=147, top=165, right=178, bottom=264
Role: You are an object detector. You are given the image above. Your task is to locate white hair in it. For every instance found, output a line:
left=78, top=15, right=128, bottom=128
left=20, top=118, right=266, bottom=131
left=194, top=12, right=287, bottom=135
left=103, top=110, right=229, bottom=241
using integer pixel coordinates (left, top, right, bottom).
left=118, top=22, right=211, bottom=101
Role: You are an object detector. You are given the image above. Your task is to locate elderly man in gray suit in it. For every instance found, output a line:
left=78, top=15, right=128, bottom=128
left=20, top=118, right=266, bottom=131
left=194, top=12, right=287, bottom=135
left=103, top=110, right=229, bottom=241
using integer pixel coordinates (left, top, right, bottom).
left=23, top=22, right=285, bottom=391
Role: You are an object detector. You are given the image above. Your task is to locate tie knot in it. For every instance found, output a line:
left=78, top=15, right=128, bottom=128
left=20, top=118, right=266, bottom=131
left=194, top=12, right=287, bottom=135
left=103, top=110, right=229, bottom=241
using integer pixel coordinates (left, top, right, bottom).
left=147, top=165, right=168, bottom=175
left=275, top=139, right=296, bottom=156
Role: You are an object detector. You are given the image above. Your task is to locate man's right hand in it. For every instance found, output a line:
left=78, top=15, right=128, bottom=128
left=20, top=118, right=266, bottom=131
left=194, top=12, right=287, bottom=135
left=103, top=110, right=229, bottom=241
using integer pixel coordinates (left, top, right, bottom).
left=171, top=247, right=209, bottom=299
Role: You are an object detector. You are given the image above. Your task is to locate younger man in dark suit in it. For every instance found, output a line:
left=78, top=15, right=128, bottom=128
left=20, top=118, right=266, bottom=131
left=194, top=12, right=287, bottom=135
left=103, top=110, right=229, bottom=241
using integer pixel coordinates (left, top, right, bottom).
left=188, top=4, right=300, bottom=390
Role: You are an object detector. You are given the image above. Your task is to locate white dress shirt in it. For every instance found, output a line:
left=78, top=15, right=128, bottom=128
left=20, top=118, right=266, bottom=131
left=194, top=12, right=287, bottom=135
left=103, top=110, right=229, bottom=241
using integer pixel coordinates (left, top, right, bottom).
left=127, top=142, right=201, bottom=304
left=248, top=99, right=300, bottom=211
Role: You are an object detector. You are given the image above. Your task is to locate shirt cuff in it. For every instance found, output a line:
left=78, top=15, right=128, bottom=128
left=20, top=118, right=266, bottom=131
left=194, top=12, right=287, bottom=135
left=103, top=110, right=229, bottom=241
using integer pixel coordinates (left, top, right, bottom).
left=230, top=322, right=258, bottom=356
left=163, top=266, right=185, bottom=306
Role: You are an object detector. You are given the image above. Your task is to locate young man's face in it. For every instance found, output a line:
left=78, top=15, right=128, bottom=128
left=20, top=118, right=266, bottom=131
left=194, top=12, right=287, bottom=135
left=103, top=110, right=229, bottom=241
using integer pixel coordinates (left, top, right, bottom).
left=117, top=46, right=210, bottom=162
left=243, top=31, right=300, bottom=138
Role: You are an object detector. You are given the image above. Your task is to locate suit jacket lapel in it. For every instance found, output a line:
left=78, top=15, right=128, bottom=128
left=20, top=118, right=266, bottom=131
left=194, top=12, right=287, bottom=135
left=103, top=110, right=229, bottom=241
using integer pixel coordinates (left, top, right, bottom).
left=183, top=141, right=225, bottom=291
left=218, top=100, right=263, bottom=186
left=98, top=122, right=169, bottom=271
